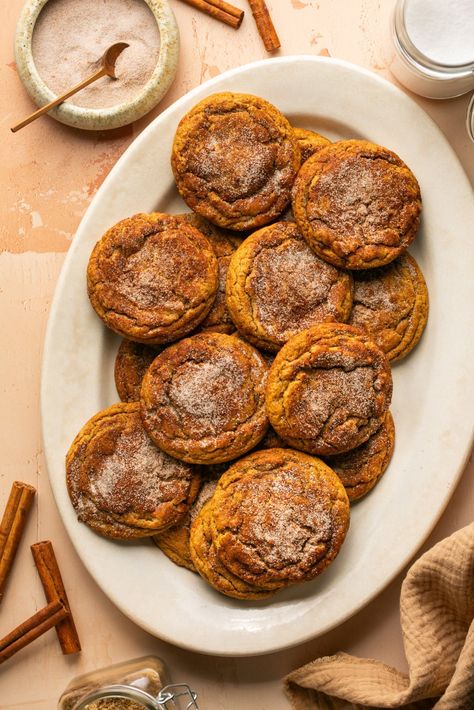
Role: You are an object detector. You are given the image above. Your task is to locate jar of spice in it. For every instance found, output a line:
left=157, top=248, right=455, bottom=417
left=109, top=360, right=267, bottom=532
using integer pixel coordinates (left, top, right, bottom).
left=57, top=656, right=198, bottom=709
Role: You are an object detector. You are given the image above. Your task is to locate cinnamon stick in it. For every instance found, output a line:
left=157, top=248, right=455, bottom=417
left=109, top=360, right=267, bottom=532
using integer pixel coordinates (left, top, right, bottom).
left=0, top=599, right=68, bottom=664
left=31, top=541, right=81, bottom=654
left=178, top=0, right=244, bottom=29
left=248, top=0, right=280, bottom=51
left=208, top=0, right=243, bottom=19
left=0, top=481, right=36, bottom=603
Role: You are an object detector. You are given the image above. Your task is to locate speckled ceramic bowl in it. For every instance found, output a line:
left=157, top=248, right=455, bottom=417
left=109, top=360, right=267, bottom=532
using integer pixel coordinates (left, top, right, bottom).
left=14, top=0, right=179, bottom=130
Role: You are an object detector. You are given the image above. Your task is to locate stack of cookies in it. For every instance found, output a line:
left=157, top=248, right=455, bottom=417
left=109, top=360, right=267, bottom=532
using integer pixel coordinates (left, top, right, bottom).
left=66, top=92, right=428, bottom=600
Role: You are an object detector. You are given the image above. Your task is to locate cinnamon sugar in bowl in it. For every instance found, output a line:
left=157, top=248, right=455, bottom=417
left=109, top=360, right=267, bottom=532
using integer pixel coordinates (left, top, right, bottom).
left=14, top=0, right=179, bottom=130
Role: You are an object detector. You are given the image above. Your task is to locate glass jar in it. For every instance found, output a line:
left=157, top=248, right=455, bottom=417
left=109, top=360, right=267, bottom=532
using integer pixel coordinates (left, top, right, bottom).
left=390, top=0, right=474, bottom=99
left=57, top=656, right=198, bottom=710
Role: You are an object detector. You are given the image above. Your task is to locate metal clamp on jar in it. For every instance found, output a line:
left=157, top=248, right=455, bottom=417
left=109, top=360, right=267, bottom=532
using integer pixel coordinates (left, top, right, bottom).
left=58, top=656, right=199, bottom=709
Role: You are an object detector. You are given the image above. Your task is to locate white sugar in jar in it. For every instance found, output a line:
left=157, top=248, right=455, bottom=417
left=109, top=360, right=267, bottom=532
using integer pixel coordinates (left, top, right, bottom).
left=390, top=0, right=474, bottom=99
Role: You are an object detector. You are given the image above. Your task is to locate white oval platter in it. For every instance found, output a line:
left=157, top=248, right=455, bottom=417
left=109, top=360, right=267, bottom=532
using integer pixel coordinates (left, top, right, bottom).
left=41, top=57, right=474, bottom=656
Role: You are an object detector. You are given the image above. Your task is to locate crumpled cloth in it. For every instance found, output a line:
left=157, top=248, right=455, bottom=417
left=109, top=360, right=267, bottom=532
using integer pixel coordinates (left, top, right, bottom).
left=285, top=523, right=474, bottom=710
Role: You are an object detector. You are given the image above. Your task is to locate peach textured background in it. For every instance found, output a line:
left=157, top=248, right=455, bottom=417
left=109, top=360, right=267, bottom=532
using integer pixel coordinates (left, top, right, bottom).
left=1, top=1, right=472, bottom=708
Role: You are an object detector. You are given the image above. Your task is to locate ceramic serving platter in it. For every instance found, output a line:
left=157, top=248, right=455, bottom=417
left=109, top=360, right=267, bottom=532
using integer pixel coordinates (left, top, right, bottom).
left=41, top=57, right=474, bottom=656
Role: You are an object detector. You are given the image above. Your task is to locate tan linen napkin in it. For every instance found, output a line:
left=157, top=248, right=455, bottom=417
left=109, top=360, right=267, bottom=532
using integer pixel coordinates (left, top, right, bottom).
left=285, top=523, right=474, bottom=710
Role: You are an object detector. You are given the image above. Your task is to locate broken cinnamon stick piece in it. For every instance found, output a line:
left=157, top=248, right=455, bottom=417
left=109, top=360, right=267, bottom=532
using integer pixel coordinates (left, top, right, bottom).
left=0, top=599, right=68, bottom=664
left=31, top=541, right=81, bottom=654
left=178, top=0, right=244, bottom=29
left=208, top=0, right=243, bottom=20
left=248, top=0, right=280, bottom=51
left=0, top=481, right=36, bottom=603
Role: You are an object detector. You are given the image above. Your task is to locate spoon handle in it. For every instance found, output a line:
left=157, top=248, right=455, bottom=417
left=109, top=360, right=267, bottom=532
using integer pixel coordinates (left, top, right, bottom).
left=11, top=66, right=109, bottom=133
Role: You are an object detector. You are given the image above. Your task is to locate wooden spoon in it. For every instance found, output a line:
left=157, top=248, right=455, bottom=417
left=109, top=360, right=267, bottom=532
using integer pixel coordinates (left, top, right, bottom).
left=11, top=42, right=129, bottom=133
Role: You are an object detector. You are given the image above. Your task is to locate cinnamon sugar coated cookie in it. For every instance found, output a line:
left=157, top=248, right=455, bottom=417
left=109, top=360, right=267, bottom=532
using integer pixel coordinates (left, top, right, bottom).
left=266, top=323, right=393, bottom=455
left=324, top=411, right=395, bottom=501
left=293, top=127, right=331, bottom=163
left=171, top=92, right=301, bottom=230
left=66, top=403, right=201, bottom=539
left=114, top=339, right=160, bottom=402
left=348, top=252, right=428, bottom=361
left=209, top=448, right=350, bottom=589
left=140, top=332, right=269, bottom=464
left=190, top=501, right=274, bottom=600
left=87, top=213, right=218, bottom=344
left=292, top=140, right=421, bottom=269
left=226, top=221, right=353, bottom=352
left=175, top=212, right=242, bottom=334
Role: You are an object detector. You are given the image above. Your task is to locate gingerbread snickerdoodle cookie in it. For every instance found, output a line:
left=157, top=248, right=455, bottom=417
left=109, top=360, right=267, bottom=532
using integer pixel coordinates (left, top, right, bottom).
left=292, top=140, right=421, bottom=269
left=226, top=221, right=353, bottom=352
left=324, top=411, right=395, bottom=501
left=154, top=477, right=218, bottom=572
left=114, top=339, right=160, bottom=402
left=87, top=213, right=218, bottom=345
left=190, top=501, right=275, bottom=599
left=140, top=332, right=269, bottom=464
left=293, top=127, right=331, bottom=163
left=175, top=213, right=242, bottom=334
left=348, top=252, right=428, bottom=362
left=66, top=403, right=201, bottom=540
left=266, top=323, right=393, bottom=455
left=209, top=448, right=350, bottom=590
left=171, top=93, right=301, bottom=231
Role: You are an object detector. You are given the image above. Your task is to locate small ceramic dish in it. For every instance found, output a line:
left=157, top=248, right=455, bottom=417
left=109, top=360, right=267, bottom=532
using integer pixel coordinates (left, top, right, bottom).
left=14, top=0, right=179, bottom=130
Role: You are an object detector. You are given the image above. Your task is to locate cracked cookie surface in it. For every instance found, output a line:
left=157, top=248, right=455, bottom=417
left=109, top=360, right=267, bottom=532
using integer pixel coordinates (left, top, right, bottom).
left=348, top=252, right=428, bottom=361
left=324, top=411, right=395, bottom=501
left=66, top=402, right=201, bottom=539
left=292, top=140, right=421, bottom=269
left=140, top=332, right=269, bottom=464
left=87, top=212, right=218, bottom=345
left=226, top=221, right=353, bottom=352
left=114, top=339, right=161, bottom=402
left=266, top=323, right=393, bottom=455
left=171, top=92, right=301, bottom=231
left=209, top=448, right=350, bottom=588
left=190, top=501, right=275, bottom=599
